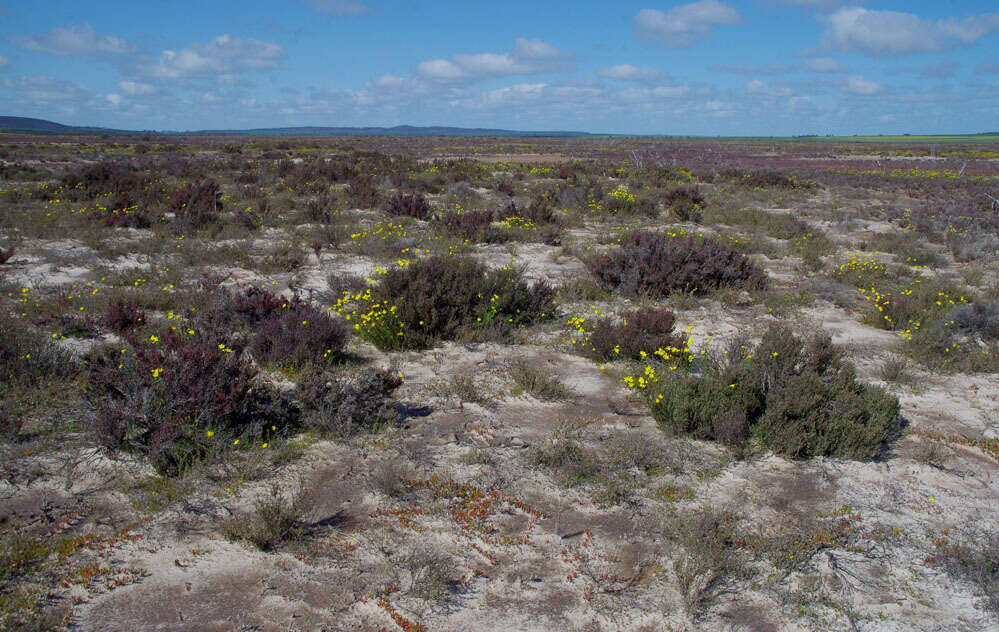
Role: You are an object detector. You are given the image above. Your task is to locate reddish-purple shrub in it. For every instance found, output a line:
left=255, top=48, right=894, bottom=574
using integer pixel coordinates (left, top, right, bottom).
left=170, top=179, right=221, bottom=231
left=348, top=173, right=382, bottom=209
left=385, top=192, right=431, bottom=220
left=296, top=368, right=402, bottom=434
left=101, top=298, right=146, bottom=333
left=87, top=329, right=294, bottom=474
left=228, top=287, right=348, bottom=366
left=232, top=286, right=287, bottom=323
left=664, top=186, right=705, bottom=221
left=372, top=256, right=555, bottom=349
left=587, top=307, right=682, bottom=361
left=249, top=307, right=347, bottom=367
left=61, top=160, right=142, bottom=197
left=433, top=209, right=503, bottom=242
left=587, top=231, right=766, bottom=297
left=304, top=194, right=335, bottom=223
left=0, top=412, right=24, bottom=440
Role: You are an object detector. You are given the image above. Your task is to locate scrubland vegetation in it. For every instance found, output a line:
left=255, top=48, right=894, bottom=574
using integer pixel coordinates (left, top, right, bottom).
left=2, top=134, right=999, bottom=630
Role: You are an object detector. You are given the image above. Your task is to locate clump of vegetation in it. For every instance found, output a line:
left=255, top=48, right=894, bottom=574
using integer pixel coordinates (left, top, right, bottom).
left=385, top=192, right=431, bottom=220
left=508, top=359, right=573, bottom=401
left=586, top=307, right=683, bottom=361
left=243, top=290, right=348, bottom=368
left=296, top=367, right=402, bottom=436
left=87, top=329, right=295, bottom=475
left=170, top=179, right=221, bottom=232
left=932, top=527, right=999, bottom=613
left=222, top=485, right=309, bottom=551
left=664, top=186, right=704, bottom=222
left=100, top=297, right=146, bottom=333
left=645, top=323, right=899, bottom=458
left=432, top=209, right=502, bottom=242
left=587, top=231, right=766, bottom=298
left=348, top=173, right=382, bottom=208
left=662, top=506, right=743, bottom=614
left=0, top=411, right=23, bottom=440
left=341, top=256, right=555, bottom=350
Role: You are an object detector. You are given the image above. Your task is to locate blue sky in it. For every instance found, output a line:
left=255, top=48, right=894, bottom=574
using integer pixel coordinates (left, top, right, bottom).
left=1, top=1, right=997, bottom=135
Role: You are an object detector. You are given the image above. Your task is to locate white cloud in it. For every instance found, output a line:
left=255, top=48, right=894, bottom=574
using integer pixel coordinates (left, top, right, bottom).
left=843, top=75, right=882, bottom=95
left=635, top=1, right=741, bottom=48
left=745, top=79, right=793, bottom=97
left=298, top=0, right=369, bottom=16
left=821, top=7, right=999, bottom=55
left=618, top=85, right=690, bottom=101
left=704, top=100, right=734, bottom=117
left=117, top=80, right=155, bottom=96
left=139, top=35, right=283, bottom=79
left=105, top=93, right=122, bottom=107
left=15, top=24, right=134, bottom=57
left=416, top=38, right=568, bottom=83
left=0, top=55, right=9, bottom=71
left=2, top=74, right=92, bottom=104
left=805, top=57, right=844, bottom=72
left=598, top=64, right=668, bottom=82
left=513, top=37, right=563, bottom=61
left=778, top=0, right=858, bottom=7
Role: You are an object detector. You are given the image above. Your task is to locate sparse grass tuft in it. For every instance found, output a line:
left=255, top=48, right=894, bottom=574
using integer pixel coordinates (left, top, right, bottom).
left=508, top=359, right=573, bottom=401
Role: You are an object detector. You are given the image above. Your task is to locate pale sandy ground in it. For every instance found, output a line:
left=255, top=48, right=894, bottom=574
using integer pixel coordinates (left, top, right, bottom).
left=3, top=191, right=999, bottom=631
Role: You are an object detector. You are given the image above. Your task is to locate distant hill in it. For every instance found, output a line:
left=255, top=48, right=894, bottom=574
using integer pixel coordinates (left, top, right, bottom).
left=0, top=116, right=126, bottom=135
left=0, top=116, right=593, bottom=138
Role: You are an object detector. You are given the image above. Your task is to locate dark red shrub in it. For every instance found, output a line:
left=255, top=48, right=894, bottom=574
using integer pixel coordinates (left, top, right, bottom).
left=249, top=307, right=348, bottom=367
left=385, top=192, right=431, bottom=220
left=0, top=412, right=24, bottom=440
left=348, top=174, right=382, bottom=209
left=101, top=298, right=146, bottom=333
left=664, top=186, right=704, bottom=221
left=433, top=209, right=502, bottom=242
left=87, top=329, right=293, bottom=475
left=587, top=231, right=766, bottom=297
left=304, top=194, right=335, bottom=223
left=297, top=368, right=402, bottom=434
left=372, top=256, right=555, bottom=349
left=170, top=179, right=221, bottom=231
left=587, top=307, right=682, bottom=361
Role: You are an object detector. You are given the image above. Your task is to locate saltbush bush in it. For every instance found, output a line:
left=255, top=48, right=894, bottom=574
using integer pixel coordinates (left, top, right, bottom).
left=648, top=323, right=899, bottom=459
left=587, top=231, right=766, bottom=298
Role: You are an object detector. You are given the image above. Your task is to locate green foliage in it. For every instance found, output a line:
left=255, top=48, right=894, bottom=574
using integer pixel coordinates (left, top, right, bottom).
left=648, top=323, right=899, bottom=459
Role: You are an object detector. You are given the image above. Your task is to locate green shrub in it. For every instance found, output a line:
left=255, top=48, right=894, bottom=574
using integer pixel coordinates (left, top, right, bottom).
left=647, top=323, right=899, bottom=459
